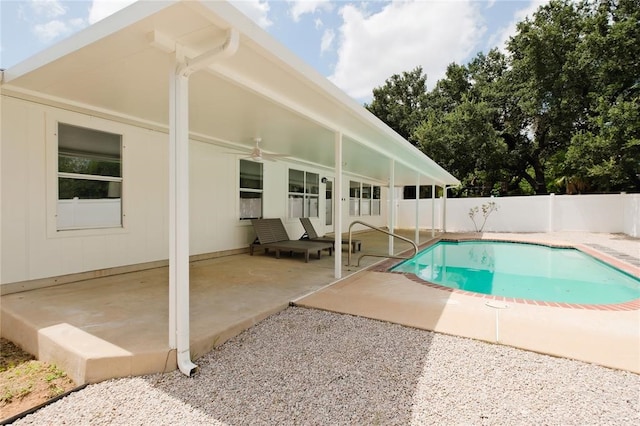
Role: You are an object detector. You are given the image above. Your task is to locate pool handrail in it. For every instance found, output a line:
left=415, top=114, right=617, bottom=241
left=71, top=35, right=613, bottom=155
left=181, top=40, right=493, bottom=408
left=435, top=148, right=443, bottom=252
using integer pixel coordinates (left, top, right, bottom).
left=347, top=220, right=418, bottom=267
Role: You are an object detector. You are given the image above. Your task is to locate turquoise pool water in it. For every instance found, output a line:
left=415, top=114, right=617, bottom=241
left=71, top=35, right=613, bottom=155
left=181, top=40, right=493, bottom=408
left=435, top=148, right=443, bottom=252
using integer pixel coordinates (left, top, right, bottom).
left=390, top=241, right=640, bottom=304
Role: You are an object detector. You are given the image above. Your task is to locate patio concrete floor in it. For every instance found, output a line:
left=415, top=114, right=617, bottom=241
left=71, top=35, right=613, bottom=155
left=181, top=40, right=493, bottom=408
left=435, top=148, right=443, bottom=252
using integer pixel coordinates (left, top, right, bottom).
left=0, top=229, right=428, bottom=384
left=1, top=230, right=638, bottom=384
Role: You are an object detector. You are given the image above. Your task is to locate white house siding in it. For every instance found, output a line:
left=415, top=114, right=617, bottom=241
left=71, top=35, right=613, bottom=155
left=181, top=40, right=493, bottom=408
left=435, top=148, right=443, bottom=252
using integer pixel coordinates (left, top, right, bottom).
left=1, top=97, right=170, bottom=284
left=1, top=96, right=391, bottom=286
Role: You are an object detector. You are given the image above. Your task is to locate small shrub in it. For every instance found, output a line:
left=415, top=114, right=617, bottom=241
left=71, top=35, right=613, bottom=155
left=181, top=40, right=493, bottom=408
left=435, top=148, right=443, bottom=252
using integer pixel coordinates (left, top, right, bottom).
left=468, top=201, right=499, bottom=232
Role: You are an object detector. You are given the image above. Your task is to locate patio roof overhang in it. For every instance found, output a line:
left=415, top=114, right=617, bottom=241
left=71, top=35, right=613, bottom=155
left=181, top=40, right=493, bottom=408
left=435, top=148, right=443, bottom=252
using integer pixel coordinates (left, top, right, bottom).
left=1, top=0, right=459, bottom=187
left=1, top=0, right=459, bottom=377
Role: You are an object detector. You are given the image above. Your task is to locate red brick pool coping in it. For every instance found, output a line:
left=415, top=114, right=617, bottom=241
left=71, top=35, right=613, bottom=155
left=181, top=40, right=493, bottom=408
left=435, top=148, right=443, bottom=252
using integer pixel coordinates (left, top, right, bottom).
left=370, top=236, right=640, bottom=312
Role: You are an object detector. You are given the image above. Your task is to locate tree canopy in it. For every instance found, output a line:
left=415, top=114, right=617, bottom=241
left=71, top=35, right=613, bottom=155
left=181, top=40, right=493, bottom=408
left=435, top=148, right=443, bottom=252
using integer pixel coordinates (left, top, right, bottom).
left=366, top=0, right=639, bottom=196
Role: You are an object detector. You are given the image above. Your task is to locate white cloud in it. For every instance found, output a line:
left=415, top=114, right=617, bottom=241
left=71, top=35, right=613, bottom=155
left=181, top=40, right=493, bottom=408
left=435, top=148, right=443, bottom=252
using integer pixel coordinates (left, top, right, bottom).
left=489, top=0, right=550, bottom=53
left=29, top=0, right=66, bottom=19
left=229, top=0, right=273, bottom=28
left=329, top=0, right=486, bottom=100
left=88, top=0, right=137, bottom=24
left=33, top=18, right=84, bottom=42
left=314, top=18, right=323, bottom=29
left=27, top=0, right=86, bottom=43
left=289, top=0, right=334, bottom=22
left=320, top=28, right=335, bottom=54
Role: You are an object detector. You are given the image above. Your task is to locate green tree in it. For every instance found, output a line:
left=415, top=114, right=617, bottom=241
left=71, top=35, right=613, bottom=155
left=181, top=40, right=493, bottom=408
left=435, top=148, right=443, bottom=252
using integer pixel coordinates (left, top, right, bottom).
left=417, top=51, right=523, bottom=196
left=565, top=94, right=640, bottom=192
left=368, top=0, right=640, bottom=196
left=365, top=67, right=428, bottom=144
left=416, top=98, right=508, bottom=196
left=558, top=0, right=640, bottom=192
left=505, top=0, right=592, bottom=194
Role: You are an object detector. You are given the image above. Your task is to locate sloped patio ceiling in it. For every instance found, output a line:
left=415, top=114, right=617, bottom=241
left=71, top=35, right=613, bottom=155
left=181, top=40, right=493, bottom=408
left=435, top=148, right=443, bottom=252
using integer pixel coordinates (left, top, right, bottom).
left=2, top=0, right=459, bottom=187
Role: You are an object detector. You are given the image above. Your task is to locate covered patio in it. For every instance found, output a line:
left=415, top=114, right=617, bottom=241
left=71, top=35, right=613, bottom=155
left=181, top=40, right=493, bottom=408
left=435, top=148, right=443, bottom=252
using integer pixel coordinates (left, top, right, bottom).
left=1, top=0, right=459, bottom=381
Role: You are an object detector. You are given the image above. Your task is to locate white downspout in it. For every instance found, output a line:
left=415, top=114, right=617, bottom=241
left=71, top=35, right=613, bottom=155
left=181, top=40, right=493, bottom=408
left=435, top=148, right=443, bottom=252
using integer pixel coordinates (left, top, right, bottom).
left=169, top=29, right=239, bottom=377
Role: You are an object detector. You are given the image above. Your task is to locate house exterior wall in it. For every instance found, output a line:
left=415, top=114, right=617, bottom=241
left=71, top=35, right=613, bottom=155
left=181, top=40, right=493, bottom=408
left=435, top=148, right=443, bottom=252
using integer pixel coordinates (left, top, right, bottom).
left=1, top=96, right=171, bottom=284
left=1, top=96, right=390, bottom=286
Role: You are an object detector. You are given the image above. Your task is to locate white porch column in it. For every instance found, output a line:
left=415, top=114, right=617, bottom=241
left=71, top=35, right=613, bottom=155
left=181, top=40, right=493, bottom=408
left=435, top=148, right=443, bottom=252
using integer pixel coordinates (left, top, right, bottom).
left=414, top=177, right=420, bottom=245
left=388, top=159, right=395, bottom=255
left=431, top=184, right=436, bottom=237
left=334, top=132, right=343, bottom=279
left=442, top=185, right=448, bottom=233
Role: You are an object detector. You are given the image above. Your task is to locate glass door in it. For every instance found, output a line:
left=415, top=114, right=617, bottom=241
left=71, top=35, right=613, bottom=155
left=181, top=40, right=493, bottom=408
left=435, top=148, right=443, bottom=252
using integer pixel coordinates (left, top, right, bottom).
left=325, top=179, right=333, bottom=229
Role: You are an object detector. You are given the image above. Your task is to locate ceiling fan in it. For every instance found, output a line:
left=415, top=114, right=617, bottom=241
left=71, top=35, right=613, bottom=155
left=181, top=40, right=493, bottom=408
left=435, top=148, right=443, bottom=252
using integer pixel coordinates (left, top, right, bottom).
left=244, top=138, right=289, bottom=162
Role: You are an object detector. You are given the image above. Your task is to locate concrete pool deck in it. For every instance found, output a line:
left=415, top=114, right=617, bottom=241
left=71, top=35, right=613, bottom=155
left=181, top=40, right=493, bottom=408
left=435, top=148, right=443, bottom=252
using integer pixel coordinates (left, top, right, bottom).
left=295, top=231, right=640, bottom=373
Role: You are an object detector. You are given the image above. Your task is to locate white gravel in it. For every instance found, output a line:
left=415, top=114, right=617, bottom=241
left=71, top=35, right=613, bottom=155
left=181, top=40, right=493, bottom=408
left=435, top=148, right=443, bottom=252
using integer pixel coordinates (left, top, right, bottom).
left=12, top=307, right=640, bottom=425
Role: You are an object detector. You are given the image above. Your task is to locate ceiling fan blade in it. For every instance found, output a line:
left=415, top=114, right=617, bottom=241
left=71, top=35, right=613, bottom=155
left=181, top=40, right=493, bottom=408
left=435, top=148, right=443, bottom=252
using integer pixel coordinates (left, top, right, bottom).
left=262, top=153, right=289, bottom=159
left=222, top=138, right=288, bottom=162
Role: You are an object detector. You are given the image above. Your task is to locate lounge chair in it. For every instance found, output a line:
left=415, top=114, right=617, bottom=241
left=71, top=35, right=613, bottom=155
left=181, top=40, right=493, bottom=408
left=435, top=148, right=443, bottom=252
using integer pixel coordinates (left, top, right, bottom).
left=249, top=218, right=333, bottom=262
left=299, top=217, right=361, bottom=253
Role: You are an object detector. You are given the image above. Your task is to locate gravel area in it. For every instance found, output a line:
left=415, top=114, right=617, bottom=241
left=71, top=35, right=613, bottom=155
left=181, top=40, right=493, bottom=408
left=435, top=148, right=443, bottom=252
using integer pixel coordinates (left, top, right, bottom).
left=12, top=307, right=640, bottom=425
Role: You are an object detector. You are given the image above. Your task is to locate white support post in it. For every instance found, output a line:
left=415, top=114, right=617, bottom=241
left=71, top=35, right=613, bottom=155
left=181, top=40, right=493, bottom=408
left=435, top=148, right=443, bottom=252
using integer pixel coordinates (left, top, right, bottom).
left=388, top=159, right=395, bottom=255
left=442, top=185, right=448, bottom=233
left=431, top=184, right=436, bottom=237
left=414, top=176, right=420, bottom=245
left=334, top=132, right=343, bottom=279
left=168, top=70, right=177, bottom=351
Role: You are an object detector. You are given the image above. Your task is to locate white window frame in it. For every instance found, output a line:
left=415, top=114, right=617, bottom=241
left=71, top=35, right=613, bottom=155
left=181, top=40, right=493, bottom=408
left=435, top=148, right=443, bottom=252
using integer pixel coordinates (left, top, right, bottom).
left=288, top=168, right=319, bottom=218
left=47, top=113, right=128, bottom=237
left=239, top=159, right=263, bottom=221
left=361, top=183, right=372, bottom=216
left=372, top=185, right=381, bottom=216
left=350, top=181, right=381, bottom=217
left=349, top=180, right=361, bottom=216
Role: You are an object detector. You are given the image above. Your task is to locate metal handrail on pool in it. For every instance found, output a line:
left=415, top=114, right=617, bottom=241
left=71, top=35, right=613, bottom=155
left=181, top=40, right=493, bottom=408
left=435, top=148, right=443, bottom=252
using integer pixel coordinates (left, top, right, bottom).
left=347, top=220, right=419, bottom=267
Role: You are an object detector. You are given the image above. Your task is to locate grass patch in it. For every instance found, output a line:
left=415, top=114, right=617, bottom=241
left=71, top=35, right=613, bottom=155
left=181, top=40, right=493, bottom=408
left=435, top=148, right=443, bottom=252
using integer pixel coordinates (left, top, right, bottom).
left=1, top=338, right=76, bottom=419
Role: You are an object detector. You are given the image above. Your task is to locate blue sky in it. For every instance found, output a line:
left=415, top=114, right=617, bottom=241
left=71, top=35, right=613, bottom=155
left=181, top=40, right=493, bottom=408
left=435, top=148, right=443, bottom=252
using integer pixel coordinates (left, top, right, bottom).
left=0, top=0, right=548, bottom=103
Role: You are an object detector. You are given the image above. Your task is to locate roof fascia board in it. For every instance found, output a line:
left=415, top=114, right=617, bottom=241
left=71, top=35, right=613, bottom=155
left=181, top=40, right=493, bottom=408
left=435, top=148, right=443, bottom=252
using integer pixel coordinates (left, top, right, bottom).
left=2, top=0, right=178, bottom=84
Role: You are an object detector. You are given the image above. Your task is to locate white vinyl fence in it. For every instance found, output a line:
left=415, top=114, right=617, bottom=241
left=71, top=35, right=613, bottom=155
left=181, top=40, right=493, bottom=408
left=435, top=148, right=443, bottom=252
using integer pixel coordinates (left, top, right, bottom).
left=396, top=193, right=640, bottom=238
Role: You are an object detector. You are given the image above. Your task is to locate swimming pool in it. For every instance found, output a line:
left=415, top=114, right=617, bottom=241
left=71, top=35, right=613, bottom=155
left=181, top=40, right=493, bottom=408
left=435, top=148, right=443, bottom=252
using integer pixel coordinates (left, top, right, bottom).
left=390, top=240, right=640, bottom=305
